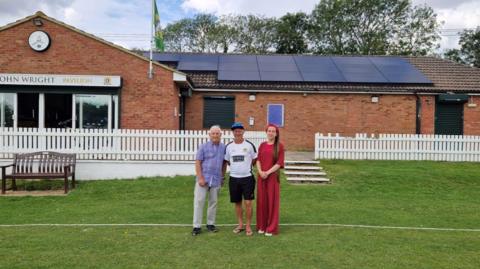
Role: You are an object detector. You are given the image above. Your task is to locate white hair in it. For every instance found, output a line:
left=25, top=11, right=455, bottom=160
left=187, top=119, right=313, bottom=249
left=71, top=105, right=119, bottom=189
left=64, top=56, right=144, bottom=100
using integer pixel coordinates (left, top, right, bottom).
left=209, top=125, right=222, bottom=133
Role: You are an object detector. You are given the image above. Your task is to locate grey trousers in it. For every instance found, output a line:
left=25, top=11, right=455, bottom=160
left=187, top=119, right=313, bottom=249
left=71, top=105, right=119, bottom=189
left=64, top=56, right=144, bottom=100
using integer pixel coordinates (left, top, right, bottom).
left=193, top=182, right=220, bottom=228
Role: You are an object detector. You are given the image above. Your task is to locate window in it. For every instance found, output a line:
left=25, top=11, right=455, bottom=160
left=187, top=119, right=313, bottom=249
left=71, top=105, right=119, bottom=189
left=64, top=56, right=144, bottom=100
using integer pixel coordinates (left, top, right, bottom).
left=0, top=93, right=14, bottom=127
left=267, top=104, right=284, bottom=127
left=203, top=96, right=235, bottom=129
left=75, top=95, right=112, bottom=129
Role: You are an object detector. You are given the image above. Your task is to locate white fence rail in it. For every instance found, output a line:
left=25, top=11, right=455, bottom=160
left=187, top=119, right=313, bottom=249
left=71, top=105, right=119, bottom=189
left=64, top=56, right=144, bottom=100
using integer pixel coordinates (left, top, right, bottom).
left=315, top=133, right=480, bottom=162
left=0, top=128, right=266, bottom=161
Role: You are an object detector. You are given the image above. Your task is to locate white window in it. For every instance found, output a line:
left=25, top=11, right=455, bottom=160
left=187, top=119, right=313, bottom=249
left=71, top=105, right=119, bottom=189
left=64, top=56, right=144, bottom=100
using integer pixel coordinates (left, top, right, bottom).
left=3, top=93, right=118, bottom=130
left=75, top=94, right=116, bottom=129
left=0, top=93, right=14, bottom=127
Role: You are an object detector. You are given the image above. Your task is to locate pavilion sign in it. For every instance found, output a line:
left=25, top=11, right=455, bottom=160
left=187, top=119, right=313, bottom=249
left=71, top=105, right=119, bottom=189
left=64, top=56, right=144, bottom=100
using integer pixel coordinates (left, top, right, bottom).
left=0, top=73, right=121, bottom=87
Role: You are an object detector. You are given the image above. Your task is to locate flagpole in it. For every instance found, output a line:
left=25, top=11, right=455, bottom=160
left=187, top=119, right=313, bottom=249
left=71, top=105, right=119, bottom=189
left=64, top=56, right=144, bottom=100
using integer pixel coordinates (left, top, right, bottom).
left=148, top=0, right=154, bottom=79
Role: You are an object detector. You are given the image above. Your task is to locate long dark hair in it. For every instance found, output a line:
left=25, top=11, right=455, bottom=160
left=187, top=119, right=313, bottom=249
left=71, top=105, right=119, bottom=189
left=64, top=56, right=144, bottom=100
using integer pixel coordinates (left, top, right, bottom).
left=266, top=124, right=280, bottom=163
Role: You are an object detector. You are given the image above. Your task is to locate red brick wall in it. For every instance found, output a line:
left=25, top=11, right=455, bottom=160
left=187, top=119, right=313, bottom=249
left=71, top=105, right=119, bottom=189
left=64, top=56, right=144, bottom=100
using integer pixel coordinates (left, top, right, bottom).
left=0, top=17, right=179, bottom=130
left=464, top=96, right=480, bottom=135
left=186, top=92, right=418, bottom=150
left=419, top=95, right=435, bottom=134
left=420, top=95, right=480, bottom=135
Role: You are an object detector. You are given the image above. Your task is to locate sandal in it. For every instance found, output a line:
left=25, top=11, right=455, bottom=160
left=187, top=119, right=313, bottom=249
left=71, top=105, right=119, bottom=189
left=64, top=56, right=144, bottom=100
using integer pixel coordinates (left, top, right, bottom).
left=245, top=228, right=253, bottom=236
left=232, top=226, right=244, bottom=234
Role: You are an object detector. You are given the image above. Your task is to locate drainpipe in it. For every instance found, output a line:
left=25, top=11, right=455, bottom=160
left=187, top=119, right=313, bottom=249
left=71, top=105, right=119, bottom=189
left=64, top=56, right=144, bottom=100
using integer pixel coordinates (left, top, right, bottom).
left=179, top=93, right=185, bottom=130
left=415, top=92, right=421, bottom=134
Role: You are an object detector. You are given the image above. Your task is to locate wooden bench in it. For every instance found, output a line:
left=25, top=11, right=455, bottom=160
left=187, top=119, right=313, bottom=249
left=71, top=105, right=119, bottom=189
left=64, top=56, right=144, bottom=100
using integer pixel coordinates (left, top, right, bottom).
left=1, top=151, right=76, bottom=194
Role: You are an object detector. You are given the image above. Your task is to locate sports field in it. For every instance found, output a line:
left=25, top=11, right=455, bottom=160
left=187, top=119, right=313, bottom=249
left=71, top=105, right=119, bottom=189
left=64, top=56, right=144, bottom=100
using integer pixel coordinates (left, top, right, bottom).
left=1, top=160, right=479, bottom=268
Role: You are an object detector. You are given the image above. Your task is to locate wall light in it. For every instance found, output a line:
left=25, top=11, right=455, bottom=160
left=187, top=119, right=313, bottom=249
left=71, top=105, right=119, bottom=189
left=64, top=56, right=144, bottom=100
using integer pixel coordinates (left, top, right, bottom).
left=248, top=93, right=256, bottom=101
left=371, top=96, right=379, bottom=103
left=468, top=95, right=477, bottom=108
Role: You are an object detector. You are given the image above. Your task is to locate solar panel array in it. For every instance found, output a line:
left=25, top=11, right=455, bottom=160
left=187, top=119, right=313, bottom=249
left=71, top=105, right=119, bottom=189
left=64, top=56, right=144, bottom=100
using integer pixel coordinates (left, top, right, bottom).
left=151, top=53, right=432, bottom=84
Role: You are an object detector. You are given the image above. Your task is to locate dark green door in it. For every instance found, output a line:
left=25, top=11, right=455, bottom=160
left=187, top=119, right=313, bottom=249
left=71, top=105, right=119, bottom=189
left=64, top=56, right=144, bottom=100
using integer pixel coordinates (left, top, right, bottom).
left=203, top=96, right=235, bottom=129
left=435, top=101, right=464, bottom=135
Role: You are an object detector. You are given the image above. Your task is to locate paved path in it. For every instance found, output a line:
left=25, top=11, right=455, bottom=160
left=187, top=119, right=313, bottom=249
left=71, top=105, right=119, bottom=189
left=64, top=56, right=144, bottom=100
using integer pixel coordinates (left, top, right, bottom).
left=285, top=151, right=315, bottom=161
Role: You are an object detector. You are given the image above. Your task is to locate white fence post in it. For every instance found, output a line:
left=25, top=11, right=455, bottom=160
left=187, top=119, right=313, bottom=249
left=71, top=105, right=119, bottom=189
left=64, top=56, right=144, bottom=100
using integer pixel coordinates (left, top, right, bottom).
left=313, top=133, right=480, bottom=162
left=0, top=128, right=266, bottom=161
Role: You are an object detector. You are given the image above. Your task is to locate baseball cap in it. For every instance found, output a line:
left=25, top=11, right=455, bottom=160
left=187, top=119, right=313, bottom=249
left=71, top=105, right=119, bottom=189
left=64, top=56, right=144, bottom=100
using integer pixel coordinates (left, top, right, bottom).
left=231, top=122, right=244, bottom=130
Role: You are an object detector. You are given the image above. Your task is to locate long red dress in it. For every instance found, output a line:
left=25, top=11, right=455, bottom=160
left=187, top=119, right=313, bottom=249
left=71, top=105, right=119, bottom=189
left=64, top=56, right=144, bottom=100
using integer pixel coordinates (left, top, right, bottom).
left=256, top=142, right=285, bottom=234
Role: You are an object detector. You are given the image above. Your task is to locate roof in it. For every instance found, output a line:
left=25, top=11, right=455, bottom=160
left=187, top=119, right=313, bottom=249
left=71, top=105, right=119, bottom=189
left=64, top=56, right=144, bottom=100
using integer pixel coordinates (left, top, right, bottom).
left=150, top=52, right=480, bottom=93
left=0, top=11, right=185, bottom=76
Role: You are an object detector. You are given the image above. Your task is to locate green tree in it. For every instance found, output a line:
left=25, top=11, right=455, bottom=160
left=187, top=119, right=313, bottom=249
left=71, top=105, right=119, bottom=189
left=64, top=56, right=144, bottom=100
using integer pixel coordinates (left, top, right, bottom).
left=443, top=49, right=465, bottom=64
left=213, top=15, right=239, bottom=53
left=445, top=27, right=480, bottom=67
left=163, top=14, right=223, bottom=53
left=231, top=15, right=277, bottom=54
left=460, top=28, right=480, bottom=67
left=163, top=18, right=192, bottom=52
left=189, top=14, right=220, bottom=52
left=390, top=4, right=441, bottom=55
left=308, top=0, right=441, bottom=55
left=275, top=12, right=309, bottom=54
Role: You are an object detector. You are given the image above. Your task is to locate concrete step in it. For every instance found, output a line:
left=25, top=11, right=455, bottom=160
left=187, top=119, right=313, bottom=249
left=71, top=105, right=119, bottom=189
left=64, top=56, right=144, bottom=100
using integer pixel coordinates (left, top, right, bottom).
left=284, top=165, right=322, bottom=170
left=287, top=177, right=330, bottom=183
left=285, top=160, right=318, bottom=165
left=284, top=171, right=326, bottom=176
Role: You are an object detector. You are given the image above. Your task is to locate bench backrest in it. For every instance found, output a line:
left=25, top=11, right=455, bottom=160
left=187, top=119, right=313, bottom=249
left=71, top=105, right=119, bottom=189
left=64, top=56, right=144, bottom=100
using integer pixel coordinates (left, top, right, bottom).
left=13, top=151, right=76, bottom=174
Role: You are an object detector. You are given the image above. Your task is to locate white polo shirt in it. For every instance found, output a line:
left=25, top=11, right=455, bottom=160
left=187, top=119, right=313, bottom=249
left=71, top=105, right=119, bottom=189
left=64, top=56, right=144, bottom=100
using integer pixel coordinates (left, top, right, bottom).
left=225, top=140, right=257, bottom=178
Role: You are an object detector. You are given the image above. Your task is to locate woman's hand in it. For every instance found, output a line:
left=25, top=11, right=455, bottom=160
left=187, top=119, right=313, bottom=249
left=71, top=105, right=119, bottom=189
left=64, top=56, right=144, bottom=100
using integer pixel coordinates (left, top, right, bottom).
left=259, top=170, right=268, bottom=179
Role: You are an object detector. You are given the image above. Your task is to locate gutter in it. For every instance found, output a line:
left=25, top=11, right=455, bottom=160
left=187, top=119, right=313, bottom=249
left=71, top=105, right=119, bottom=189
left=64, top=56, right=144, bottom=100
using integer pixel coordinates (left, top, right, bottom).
left=193, top=88, right=414, bottom=95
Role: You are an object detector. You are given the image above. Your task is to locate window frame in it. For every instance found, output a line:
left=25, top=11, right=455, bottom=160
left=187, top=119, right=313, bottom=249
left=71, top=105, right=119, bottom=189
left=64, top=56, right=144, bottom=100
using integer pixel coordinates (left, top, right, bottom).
left=267, top=103, right=284, bottom=127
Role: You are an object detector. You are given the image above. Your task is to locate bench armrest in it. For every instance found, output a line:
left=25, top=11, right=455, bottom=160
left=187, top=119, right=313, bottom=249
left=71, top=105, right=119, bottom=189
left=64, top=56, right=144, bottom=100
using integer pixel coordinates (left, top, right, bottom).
left=64, top=164, right=76, bottom=171
left=0, top=164, right=14, bottom=169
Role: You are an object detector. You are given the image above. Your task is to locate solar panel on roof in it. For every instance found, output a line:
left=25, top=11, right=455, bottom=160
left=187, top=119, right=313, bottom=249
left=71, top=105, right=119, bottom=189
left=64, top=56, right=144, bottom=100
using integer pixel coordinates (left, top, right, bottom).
left=257, top=56, right=302, bottom=81
left=332, top=57, right=388, bottom=83
left=151, top=53, right=182, bottom=62
left=257, top=55, right=299, bottom=72
left=219, top=55, right=258, bottom=71
left=219, top=62, right=259, bottom=71
left=260, top=71, right=303, bottom=82
left=217, top=55, right=260, bottom=80
left=294, top=56, right=346, bottom=82
left=218, top=70, right=261, bottom=81
left=219, top=55, right=257, bottom=63
left=147, top=53, right=432, bottom=84
left=369, top=57, right=432, bottom=84
left=177, top=55, right=219, bottom=71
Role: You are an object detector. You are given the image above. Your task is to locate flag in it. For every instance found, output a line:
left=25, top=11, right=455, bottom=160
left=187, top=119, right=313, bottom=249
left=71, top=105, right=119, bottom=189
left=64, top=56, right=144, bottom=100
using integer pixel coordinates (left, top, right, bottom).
left=153, top=1, right=164, bottom=52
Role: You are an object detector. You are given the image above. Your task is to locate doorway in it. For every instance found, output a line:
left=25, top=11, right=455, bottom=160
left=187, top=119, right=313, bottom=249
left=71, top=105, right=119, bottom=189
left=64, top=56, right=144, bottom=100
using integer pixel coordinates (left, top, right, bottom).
left=17, top=93, right=39, bottom=128
left=45, top=93, right=72, bottom=128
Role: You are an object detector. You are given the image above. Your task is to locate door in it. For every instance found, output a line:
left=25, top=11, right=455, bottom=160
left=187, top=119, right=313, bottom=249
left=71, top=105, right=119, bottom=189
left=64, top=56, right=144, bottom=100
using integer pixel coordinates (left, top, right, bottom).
left=435, top=101, right=464, bottom=135
left=203, top=96, right=235, bottom=129
left=17, top=93, right=39, bottom=128
left=45, top=93, right=72, bottom=128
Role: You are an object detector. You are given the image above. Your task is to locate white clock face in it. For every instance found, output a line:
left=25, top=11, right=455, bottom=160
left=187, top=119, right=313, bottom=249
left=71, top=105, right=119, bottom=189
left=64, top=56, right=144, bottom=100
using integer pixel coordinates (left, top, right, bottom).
left=28, top=31, right=50, bottom=52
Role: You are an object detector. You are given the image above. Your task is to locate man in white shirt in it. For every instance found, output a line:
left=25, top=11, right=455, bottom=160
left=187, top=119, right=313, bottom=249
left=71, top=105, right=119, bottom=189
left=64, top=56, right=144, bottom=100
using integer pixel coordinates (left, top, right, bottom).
left=225, top=122, right=257, bottom=236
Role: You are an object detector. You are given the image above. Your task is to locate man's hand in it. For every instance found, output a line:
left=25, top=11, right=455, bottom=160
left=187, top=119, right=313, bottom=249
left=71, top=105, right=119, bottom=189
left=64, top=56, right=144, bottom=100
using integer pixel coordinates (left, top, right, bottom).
left=198, top=176, right=207, bottom=187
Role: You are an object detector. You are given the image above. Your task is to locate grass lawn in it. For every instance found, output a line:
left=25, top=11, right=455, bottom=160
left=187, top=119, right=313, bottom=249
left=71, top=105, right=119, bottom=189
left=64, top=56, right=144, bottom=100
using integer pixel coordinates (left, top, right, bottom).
left=1, top=160, right=479, bottom=268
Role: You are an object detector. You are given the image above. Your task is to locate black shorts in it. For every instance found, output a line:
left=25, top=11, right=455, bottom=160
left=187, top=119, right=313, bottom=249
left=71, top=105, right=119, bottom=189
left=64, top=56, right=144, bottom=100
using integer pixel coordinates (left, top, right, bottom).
left=229, top=175, right=255, bottom=203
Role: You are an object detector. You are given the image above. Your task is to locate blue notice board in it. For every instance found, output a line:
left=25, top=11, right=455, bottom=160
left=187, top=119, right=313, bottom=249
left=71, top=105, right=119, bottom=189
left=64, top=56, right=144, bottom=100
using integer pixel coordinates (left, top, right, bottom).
left=267, top=104, right=284, bottom=127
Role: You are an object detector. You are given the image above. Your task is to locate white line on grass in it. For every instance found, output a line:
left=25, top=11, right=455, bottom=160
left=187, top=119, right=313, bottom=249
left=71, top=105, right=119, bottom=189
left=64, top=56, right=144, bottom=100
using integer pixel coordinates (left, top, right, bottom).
left=0, top=223, right=479, bottom=232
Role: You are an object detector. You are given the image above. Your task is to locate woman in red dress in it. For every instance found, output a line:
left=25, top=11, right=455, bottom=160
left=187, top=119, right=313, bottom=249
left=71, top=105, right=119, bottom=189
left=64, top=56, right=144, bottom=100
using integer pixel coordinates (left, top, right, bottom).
left=256, top=124, right=285, bottom=236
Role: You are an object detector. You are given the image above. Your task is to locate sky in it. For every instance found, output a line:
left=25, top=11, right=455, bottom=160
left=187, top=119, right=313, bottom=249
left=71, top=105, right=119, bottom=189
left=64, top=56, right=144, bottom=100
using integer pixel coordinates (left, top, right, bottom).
left=0, top=0, right=479, bottom=52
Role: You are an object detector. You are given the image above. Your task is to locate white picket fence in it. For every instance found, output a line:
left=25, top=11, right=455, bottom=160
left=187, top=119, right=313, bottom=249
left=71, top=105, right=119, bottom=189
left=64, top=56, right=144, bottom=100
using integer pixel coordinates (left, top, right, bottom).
left=315, top=133, right=480, bottom=162
left=0, top=128, right=266, bottom=161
